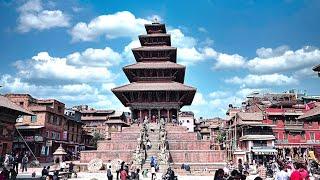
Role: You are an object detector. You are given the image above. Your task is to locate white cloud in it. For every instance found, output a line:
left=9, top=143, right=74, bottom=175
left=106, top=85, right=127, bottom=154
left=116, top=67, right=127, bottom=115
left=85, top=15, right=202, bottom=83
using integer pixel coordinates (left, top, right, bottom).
left=67, top=47, right=121, bottom=67
left=15, top=50, right=116, bottom=83
left=213, top=53, right=246, bottom=70
left=225, top=73, right=299, bottom=87
left=192, top=92, right=207, bottom=106
left=0, top=74, right=126, bottom=110
left=17, top=0, right=70, bottom=33
left=70, top=11, right=150, bottom=42
left=247, top=46, right=320, bottom=74
left=209, top=91, right=229, bottom=98
left=198, top=27, right=208, bottom=33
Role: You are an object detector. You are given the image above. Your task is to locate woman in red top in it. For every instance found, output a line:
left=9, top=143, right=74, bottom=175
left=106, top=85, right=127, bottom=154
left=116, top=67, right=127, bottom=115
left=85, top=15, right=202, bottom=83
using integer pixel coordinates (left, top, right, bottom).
left=120, top=169, right=128, bottom=180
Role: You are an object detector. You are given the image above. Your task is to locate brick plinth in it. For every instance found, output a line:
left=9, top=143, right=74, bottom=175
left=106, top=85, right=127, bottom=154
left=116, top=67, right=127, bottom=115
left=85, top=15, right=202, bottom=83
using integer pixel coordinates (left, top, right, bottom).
left=168, top=141, right=211, bottom=150
left=167, top=132, right=197, bottom=141
left=80, top=150, right=134, bottom=163
left=169, top=150, right=226, bottom=163
left=97, top=141, right=137, bottom=150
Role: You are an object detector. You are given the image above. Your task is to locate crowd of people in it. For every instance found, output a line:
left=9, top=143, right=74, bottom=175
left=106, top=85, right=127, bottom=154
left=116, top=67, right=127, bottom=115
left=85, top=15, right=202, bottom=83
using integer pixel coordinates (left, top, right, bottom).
left=0, top=152, right=29, bottom=180
left=214, top=158, right=316, bottom=180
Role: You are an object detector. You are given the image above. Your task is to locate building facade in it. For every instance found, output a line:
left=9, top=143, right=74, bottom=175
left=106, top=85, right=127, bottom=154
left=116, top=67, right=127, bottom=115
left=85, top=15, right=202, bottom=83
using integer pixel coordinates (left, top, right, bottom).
left=0, top=96, right=33, bottom=155
left=226, top=112, right=276, bottom=163
left=6, top=94, right=69, bottom=162
left=178, top=111, right=195, bottom=132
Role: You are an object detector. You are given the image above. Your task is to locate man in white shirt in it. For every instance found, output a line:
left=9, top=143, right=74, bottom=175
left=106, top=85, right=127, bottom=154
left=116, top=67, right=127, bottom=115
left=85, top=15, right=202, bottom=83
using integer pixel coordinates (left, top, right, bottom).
left=275, top=165, right=289, bottom=180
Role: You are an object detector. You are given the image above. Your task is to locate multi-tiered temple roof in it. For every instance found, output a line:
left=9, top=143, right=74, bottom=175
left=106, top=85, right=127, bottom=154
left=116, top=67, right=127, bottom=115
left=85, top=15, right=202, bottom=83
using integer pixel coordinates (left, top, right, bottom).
left=112, top=22, right=196, bottom=121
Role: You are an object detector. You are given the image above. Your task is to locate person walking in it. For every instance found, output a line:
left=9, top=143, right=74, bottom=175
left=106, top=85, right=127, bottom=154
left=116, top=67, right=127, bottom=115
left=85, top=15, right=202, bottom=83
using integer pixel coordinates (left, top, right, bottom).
left=151, top=165, right=156, bottom=180
left=107, top=165, right=113, bottom=180
left=13, top=154, right=19, bottom=174
left=120, top=168, right=128, bottom=180
left=275, top=165, right=289, bottom=180
left=257, top=162, right=266, bottom=179
left=21, top=154, right=28, bottom=172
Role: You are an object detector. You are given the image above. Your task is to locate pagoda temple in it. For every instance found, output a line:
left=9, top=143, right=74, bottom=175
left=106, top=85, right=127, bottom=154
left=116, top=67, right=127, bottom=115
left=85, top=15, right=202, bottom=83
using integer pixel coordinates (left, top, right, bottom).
left=112, top=22, right=196, bottom=122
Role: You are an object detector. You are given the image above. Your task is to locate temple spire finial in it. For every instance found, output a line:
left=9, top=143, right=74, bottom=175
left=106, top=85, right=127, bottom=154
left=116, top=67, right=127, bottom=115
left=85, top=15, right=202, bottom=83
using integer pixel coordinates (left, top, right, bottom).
left=153, top=17, right=159, bottom=24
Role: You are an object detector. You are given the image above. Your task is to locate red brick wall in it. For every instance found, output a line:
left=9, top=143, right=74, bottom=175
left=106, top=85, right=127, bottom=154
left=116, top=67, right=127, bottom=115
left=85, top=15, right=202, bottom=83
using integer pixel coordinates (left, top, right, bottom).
left=170, top=150, right=226, bottom=163
left=80, top=150, right=134, bottom=163
left=167, top=133, right=197, bottom=141
left=97, top=141, right=137, bottom=150
left=168, top=141, right=211, bottom=150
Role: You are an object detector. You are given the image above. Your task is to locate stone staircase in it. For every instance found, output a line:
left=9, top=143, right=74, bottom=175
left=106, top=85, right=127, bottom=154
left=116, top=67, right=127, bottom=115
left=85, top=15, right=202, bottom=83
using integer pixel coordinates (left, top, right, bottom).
left=141, top=123, right=164, bottom=172
left=80, top=122, right=226, bottom=176
left=165, top=124, right=226, bottom=176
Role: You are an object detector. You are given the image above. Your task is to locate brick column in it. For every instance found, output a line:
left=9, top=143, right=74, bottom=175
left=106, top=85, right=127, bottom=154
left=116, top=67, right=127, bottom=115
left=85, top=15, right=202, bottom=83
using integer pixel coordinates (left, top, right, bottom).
left=167, top=109, right=170, bottom=122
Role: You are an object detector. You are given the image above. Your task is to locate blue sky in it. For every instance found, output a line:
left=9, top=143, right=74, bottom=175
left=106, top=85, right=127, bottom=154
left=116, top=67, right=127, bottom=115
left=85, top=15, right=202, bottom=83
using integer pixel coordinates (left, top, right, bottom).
left=0, top=0, right=320, bottom=118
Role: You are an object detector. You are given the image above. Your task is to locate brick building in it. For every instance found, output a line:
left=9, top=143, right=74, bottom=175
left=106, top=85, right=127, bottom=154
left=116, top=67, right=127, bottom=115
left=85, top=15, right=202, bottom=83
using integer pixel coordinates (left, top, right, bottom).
left=6, top=94, right=68, bottom=162
left=238, top=91, right=320, bottom=162
left=63, top=108, right=86, bottom=154
left=178, top=111, right=195, bottom=132
left=74, top=105, right=115, bottom=136
left=226, top=112, right=276, bottom=164
left=0, top=95, right=33, bottom=155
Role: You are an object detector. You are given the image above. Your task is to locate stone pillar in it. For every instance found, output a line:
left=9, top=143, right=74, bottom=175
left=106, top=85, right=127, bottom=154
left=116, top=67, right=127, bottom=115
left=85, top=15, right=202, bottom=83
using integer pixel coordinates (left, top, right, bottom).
left=148, top=109, right=151, bottom=121
left=167, top=109, right=170, bottom=122
left=139, top=109, right=142, bottom=123
left=158, top=109, right=161, bottom=123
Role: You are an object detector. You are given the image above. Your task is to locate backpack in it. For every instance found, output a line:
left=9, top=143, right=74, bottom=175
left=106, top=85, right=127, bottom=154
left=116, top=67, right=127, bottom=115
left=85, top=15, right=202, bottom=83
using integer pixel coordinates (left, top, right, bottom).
left=22, top=157, right=28, bottom=164
left=107, top=169, right=112, bottom=177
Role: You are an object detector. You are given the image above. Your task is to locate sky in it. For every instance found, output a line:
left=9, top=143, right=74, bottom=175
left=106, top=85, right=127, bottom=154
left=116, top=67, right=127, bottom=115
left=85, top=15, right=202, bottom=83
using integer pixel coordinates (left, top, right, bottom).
left=0, top=0, right=320, bottom=118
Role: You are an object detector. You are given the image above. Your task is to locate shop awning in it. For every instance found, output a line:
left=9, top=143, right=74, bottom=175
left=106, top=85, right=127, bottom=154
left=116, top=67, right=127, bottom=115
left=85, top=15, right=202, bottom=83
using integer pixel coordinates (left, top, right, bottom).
left=252, top=148, right=278, bottom=155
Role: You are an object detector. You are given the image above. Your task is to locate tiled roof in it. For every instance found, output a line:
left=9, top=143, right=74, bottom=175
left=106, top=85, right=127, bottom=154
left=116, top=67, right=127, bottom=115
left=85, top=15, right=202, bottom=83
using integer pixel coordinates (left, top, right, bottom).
left=298, top=106, right=320, bottom=120
left=0, top=96, right=34, bottom=115
left=313, top=64, right=320, bottom=71
left=237, top=112, right=263, bottom=121
left=124, top=61, right=185, bottom=69
left=139, top=34, right=170, bottom=38
left=239, top=135, right=275, bottom=141
left=112, top=81, right=196, bottom=92
left=132, top=46, right=176, bottom=51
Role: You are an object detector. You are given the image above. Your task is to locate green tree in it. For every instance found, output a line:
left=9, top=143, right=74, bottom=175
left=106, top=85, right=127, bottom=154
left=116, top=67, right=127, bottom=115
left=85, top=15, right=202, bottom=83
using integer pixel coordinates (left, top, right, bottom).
left=92, top=132, right=105, bottom=148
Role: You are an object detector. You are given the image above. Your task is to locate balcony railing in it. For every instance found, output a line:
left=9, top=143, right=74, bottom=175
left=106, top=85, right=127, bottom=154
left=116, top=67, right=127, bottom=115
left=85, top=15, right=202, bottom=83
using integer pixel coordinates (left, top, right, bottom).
left=307, top=140, right=320, bottom=144
left=284, top=124, right=304, bottom=131
left=243, top=131, right=274, bottom=136
left=275, top=139, right=289, bottom=144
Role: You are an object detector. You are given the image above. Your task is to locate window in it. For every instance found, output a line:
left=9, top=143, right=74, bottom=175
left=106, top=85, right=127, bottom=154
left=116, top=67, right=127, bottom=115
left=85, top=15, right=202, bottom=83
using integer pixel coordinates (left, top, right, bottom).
left=46, top=131, right=50, bottom=138
left=301, top=133, right=305, bottom=139
left=31, top=115, right=37, bottom=123
left=51, top=132, right=55, bottom=139
left=56, top=117, right=60, bottom=126
left=187, top=120, right=190, bottom=123
left=56, top=133, right=60, bottom=140
left=50, top=115, right=53, bottom=123
left=310, top=132, right=315, bottom=140
left=53, top=116, right=57, bottom=124
left=19, top=102, right=24, bottom=106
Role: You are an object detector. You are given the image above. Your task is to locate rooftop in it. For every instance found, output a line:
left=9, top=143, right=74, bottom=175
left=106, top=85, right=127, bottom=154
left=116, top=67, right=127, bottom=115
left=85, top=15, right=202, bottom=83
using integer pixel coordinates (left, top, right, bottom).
left=0, top=96, right=34, bottom=115
left=112, top=81, right=196, bottom=91
left=313, top=64, right=320, bottom=72
left=123, top=61, right=185, bottom=69
left=298, top=106, right=320, bottom=120
left=237, top=112, right=264, bottom=121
